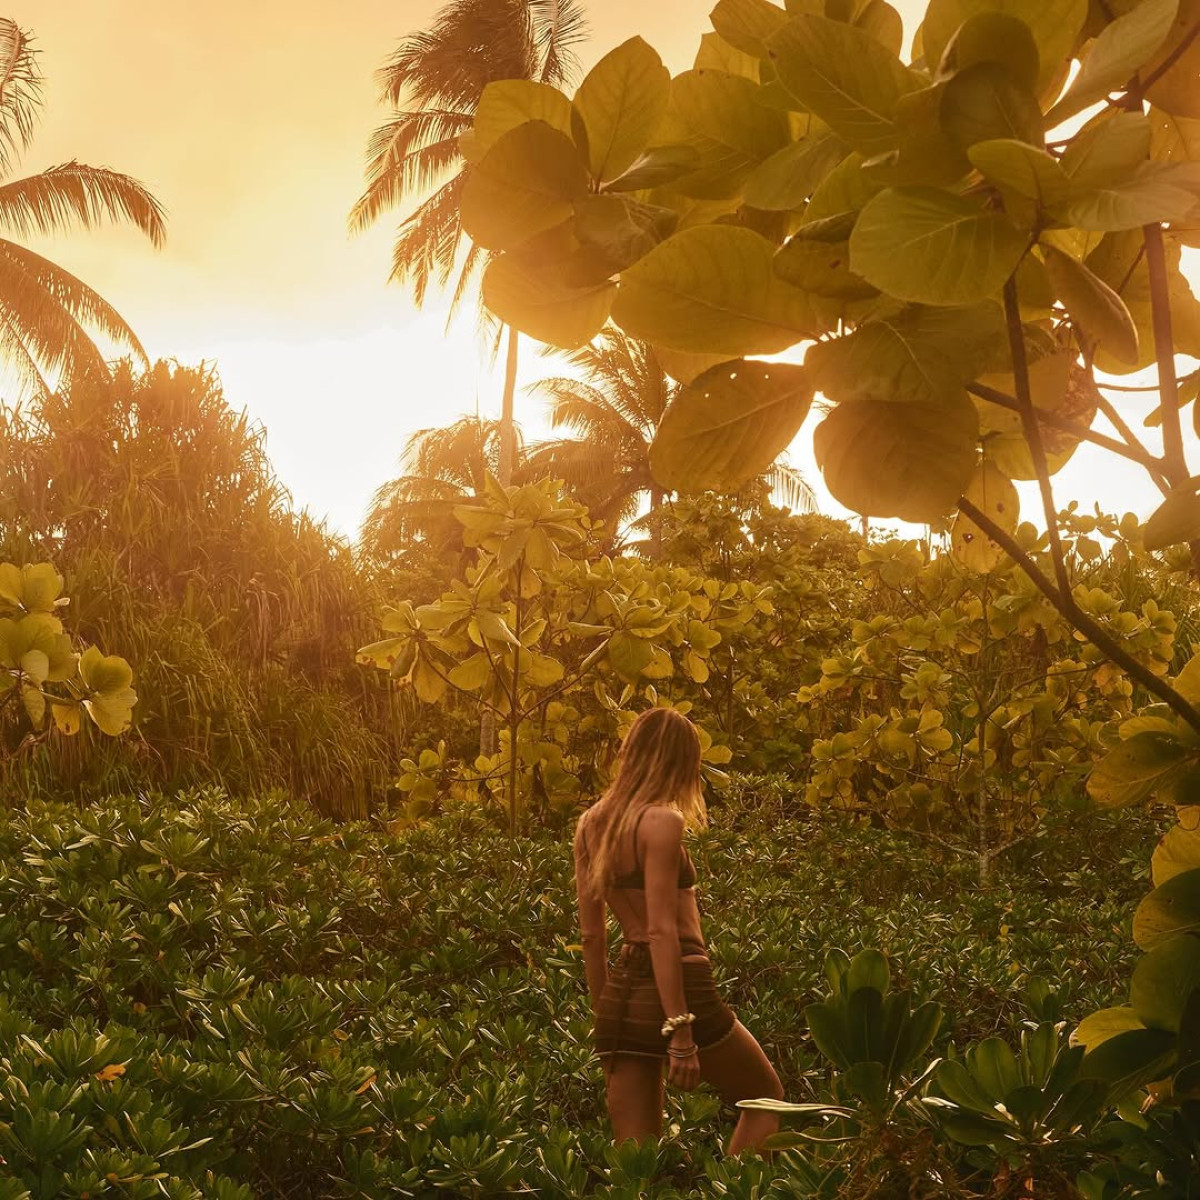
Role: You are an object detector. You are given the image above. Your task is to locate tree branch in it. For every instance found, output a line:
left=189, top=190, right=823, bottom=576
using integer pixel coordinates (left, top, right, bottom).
left=959, top=496, right=1200, bottom=735
left=1089, top=392, right=1172, bottom=495
left=1004, top=274, right=1073, bottom=599
left=967, top=381, right=1168, bottom=479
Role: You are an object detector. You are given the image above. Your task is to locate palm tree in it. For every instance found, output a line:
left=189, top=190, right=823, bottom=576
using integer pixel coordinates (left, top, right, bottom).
left=360, top=415, right=519, bottom=563
left=527, top=330, right=818, bottom=552
left=0, top=21, right=165, bottom=400
left=349, top=0, right=587, bottom=485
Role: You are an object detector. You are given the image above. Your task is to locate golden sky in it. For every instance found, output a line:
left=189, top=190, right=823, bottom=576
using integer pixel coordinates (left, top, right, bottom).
left=10, top=0, right=1192, bottom=535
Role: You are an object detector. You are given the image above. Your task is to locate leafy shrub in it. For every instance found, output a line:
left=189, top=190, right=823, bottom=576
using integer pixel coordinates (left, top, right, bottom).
left=0, top=786, right=1157, bottom=1197
left=0, top=363, right=402, bottom=815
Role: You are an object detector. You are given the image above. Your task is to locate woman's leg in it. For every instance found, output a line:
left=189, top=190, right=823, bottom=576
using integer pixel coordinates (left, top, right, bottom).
left=603, top=1055, right=665, bottom=1145
left=698, top=1021, right=784, bottom=1155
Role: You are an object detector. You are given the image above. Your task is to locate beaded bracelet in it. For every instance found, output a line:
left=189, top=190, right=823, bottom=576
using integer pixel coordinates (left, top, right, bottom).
left=661, top=1012, right=695, bottom=1037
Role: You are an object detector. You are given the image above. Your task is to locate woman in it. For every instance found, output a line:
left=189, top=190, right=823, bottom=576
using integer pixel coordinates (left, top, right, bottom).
left=574, top=707, right=783, bottom=1153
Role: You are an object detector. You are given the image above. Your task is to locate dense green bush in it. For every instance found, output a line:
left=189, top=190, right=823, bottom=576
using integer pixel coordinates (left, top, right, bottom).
left=0, top=363, right=404, bottom=815
left=0, top=786, right=1165, bottom=1197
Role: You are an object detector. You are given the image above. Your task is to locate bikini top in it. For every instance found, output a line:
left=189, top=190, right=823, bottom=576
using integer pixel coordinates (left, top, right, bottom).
left=587, top=807, right=697, bottom=891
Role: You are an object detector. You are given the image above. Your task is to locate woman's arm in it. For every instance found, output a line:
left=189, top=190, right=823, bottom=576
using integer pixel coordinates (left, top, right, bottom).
left=642, top=808, right=700, bottom=1088
left=574, top=820, right=608, bottom=1005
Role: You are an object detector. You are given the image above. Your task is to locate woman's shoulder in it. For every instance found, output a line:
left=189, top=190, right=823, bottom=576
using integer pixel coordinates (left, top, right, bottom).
left=638, top=804, right=685, bottom=842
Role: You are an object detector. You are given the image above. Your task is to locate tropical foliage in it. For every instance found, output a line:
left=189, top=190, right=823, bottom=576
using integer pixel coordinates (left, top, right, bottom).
left=0, top=362, right=402, bottom=815
left=0, top=19, right=164, bottom=399
left=0, top=561, right=134, bottom=765
left=359, top=475, right=762, bottom=828
left=350, top=0, right=588, bottom=481
left=454, top=0, right=1200, bottom=1146
left=0, top=786, right=1175, bottom=1199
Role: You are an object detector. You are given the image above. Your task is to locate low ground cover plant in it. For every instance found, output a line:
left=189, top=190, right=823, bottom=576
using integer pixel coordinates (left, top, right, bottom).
left=0, top=786, right=1167, bottom=1197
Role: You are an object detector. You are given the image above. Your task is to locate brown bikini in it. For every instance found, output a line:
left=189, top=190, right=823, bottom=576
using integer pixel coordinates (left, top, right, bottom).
left=586, top=809, right=737, bottom=1060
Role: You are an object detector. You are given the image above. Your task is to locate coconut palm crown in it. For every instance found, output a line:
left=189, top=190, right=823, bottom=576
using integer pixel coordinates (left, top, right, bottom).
left=0, top=20, right=165, bottom=400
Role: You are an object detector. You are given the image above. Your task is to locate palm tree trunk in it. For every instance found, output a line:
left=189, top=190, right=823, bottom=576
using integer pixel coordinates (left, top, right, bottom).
left=499, top=325, right=519, bottom=485
left=649, top=484, right=663, bottom=559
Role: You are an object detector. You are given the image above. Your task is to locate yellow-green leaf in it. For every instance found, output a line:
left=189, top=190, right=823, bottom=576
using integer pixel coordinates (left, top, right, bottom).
left=612, top=225, right=820, bottom=355
left=920, top=0, right=1088, bottom=95
left=1153, top=812, right=1200, bottom=885
left=650, top=360, right=814, bottom=494
left=968, top=140, right=1071, bottom=209
left=573, top=37, right=670, bottom=183
left=849, top=187, right=1029, bottom=306
left=711, top=0, right=790, bottom=58
left=767, top=14, right=922, bottom=155
left=951, top=462, right=1020, bottom=572
left=813, top=394, right=980, bottom=521
left=461, top=121, right=588, bottom=251
left=482, top=253, right=615, bottom=350
left=1144, top=482, right=1200, bottom=551
left=1043, top=244, right=1139, bottom=363
left=1047, top=0, right=1179, bottom=124
left=83, top=688, right=137, bottom=737
left=1087, top=731, right=1190, bottom=806
left=463, top=80, right=574, bottom=163
left=51, top=701, right=81, bottom=736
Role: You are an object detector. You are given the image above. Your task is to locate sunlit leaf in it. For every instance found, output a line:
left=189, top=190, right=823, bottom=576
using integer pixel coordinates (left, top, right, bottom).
left=1043, top=244, right=1139, bottom=363
left=849, top=187, right=1029, bottom=305
left=573, top=37, right=671, bottom=183
left=612, top=225, right=820, bottom=355
left=650, top=360, right=814, bottom=494
left=951, top=462, right=1019, bottom=572
left=813, top=393, right=980, bottom=521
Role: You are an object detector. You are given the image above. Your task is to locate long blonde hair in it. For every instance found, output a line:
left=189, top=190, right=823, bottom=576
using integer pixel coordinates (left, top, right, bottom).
left=583, top=707, right=707, bottom=895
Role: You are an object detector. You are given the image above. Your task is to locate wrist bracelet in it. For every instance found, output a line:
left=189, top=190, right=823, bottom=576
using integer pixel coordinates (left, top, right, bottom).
left=667, top=1044, right=698, bottom=1058
left=661, top=1012, right=695, bottom=1037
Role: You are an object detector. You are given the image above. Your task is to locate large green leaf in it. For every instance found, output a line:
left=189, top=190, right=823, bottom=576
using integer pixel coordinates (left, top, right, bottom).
left=849, top=187, right=1029, bottom=305
left=1131, top=933, right=1200, bottom=1031
left=1144, top=481, right=1200, bottom=551
left=744, top=131, right=847, bottom=210
left=573, top=37, right=671, bottom=183
left=650, top=360, right=814, bottom=493
left=774, top=236, right=876, bottom=298
left=463, top=81, right=575, bottom=163
left=1134, top=867, right=1200, bottom=949
left=1144, top=0, right=1200, bottom=118
left=767, top=14, right=922, bottom=155
left=1061, top=111, right=1152, bottom=193
left=1072, top=1006, right=1149, bottom=1051
left=711, top=0, right=790, bottom=57
left=1149, top=106, right=1200, bottom=164
left=1043, top=244, right=1139, bottom=363
left=920, top=0, right=1089, bottom=94
left=612, top=225, right=820, bottom=355
left=804, top=302, right=1003, bottom=405
left=695, top=30, right=762, bottom=80
left=935, top=11, right=1040, bottom=88
left=482, top=254, right=615, bottom=350
left=968, top=140, right=1071, bottom=209
left=813, top=393, right=980, bottom=521
left=670, top=69, right=791, bottom=166
left=940, top=63, right=1043, bottom=152
left=804, top=151, right=885, bottom=221
left=461, top=122, right=589, bottom=251
left=1087, top=731, right=1191, bottom=806
left=1154, top=817, right=1200, bottom=886
left=1047, top=0, right=1180, bottom=124
left=1068, top=162, right=1200, bottom=231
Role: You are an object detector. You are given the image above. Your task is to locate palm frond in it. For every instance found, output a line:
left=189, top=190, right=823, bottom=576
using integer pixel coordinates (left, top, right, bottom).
left=377, top=0, right=536, bottom=111
left=348, top=108, right=471, bottom=233
left=448, top=241, right=490, bottom=327
left=0, top=237, right=110, bottom=391
left=767, top=462, right=819, bottom=513
left=0, top=239, right=147, bottom=363
left=528, top=0, right=588, bottom=86
left=0, top=161, right=166, bottom=246
left=0, top=304, right=50, bottom=401
left=0, top=20, right=41, bottom=178
left=387, top=174, right=466, bottom=303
